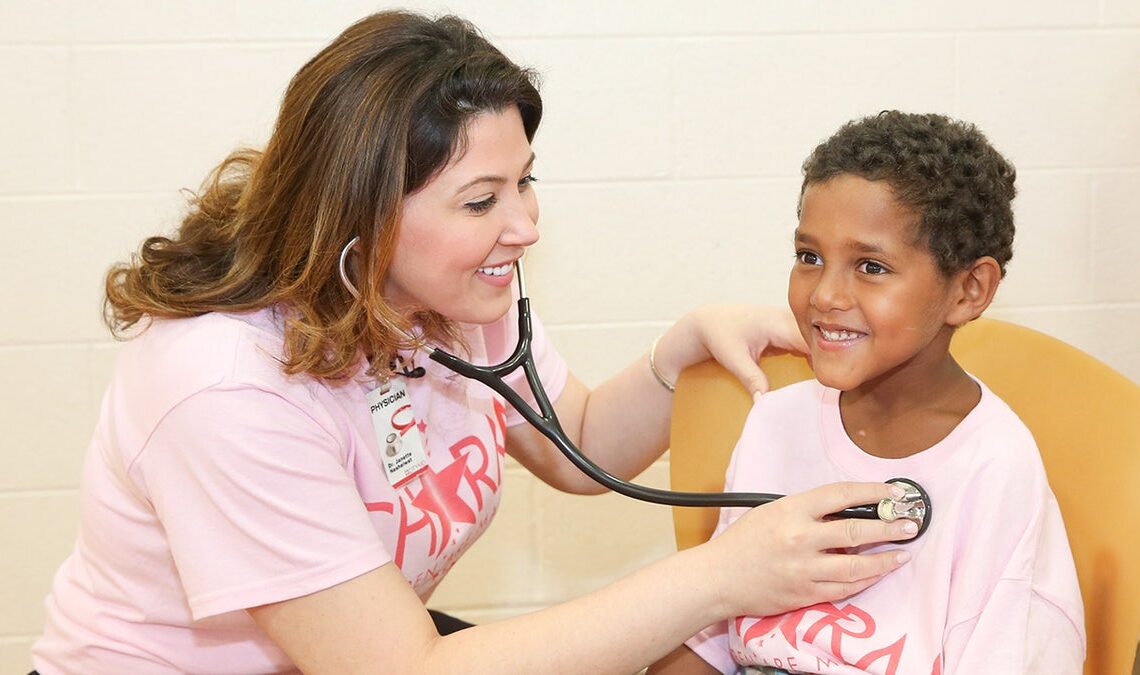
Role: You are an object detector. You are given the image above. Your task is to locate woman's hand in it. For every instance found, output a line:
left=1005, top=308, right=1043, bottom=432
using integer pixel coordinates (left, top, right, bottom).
left=697, top=481, right=917, bottom=619
left=248, top=482, right=916, bottom=674
left=655, top=305, right=809, bottom=400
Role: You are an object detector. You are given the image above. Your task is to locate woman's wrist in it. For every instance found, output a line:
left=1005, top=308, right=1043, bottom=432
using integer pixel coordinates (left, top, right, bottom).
left=683, top=537, right=740, bottom=621
left=648, top=337, right=677, bottom=392
left=651, top=313, right=710, bottom=389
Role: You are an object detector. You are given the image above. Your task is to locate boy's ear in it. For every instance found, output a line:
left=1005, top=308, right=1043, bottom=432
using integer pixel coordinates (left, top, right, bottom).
left=947, top=256, right=1002, bottom=327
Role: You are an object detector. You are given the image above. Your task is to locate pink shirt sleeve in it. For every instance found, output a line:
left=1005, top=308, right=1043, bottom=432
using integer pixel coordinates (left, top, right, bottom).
left=686, top=621, right=737, bottom=674
left=135, top=383, right=390, bottom=620
left=944, top=581, right=1084, bottom=674
left=942, top=497, right=1085, bottom=674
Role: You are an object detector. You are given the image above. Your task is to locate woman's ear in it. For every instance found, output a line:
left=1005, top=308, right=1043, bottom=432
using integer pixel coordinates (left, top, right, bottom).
left=947, top=256, right=1002, bottom=327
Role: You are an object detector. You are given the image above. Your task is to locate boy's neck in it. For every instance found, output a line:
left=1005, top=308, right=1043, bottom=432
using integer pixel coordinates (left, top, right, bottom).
left=837, top=358, right=981, bottom=460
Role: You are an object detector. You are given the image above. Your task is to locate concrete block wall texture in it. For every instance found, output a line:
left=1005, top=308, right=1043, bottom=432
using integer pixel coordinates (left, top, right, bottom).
left=1, top=0, right=1136, bottom=669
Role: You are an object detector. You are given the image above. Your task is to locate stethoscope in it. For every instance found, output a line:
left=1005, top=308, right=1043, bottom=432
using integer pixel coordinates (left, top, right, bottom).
left=339, top=237, right=932, bottom=538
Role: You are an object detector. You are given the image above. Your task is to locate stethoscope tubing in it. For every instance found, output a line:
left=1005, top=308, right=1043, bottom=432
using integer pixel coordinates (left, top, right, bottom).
left=429, top=297, right=882, bottom=516
left=339, top=240, right=929, bottom=533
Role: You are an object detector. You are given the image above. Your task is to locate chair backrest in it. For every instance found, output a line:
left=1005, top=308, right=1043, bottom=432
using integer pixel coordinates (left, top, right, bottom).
left=668, top=317, right=1140, bottom=675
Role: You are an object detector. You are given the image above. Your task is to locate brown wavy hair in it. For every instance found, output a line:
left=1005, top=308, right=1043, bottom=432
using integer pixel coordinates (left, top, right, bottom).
left=105, top=11, right=542, bottom=380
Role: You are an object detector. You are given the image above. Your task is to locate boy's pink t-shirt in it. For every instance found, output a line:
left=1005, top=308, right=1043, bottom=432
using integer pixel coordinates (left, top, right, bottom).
left=688, top=379, right=1085, bottom=675
left=32, top=303, right=566, bottom=674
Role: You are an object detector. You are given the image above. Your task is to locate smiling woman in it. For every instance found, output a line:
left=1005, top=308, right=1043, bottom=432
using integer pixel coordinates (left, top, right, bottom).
left=30, top=10, right=920, bottom=675
left=384, top=108, right=540, bottom=326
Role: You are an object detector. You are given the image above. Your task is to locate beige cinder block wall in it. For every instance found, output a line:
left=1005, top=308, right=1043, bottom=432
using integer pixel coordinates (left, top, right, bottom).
left=2, top=1, right=1137, bottom=669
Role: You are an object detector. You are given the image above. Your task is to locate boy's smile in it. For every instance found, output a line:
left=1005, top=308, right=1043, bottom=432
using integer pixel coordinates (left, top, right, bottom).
left=789, top=174, right=963, bottom=397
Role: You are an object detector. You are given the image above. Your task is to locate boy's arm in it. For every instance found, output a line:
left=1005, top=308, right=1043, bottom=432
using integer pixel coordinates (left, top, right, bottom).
left=942, top=580, right=1084, bottom=673
left=648, top=644, right=721, bottom=675
left=942, top=492, right=1084, bottom=673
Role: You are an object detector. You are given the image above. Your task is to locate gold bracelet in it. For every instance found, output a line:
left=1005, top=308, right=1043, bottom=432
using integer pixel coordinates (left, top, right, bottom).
left=649, top=336, right=676, bottom=393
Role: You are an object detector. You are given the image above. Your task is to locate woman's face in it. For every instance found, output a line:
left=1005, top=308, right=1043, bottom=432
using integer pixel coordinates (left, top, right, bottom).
left=384, top=106, right=539, bottom=325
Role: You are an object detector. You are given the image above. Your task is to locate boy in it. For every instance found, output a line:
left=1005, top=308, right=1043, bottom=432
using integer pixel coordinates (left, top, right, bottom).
left=650, top=111, right=1085, bottom=674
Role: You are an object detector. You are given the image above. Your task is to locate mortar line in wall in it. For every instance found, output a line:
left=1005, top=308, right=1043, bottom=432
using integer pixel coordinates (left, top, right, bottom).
left=952, top=33, right=962, bottom=117
left=665, top=27, right=1138, bottom=39
left=0, top=178, right=795, bottom=197
left=538, top=175, right=797, bottom=186
left=6, top=25, right=1138, bottom=49
left=3, top=24, right=1139, bottom=54
left=2, top=167, right=1137, bottom=201
left=987, top=302, right=1140, bottom=314
left=0, top=342, right=116, bottom=353
left=59, top=39, right=322, bottom=51
left=66, top=45, right=78, bottom=193
left=1084, top=170, right=1098, bottom=304
left=0, top=488, right=79, bottom=498
left=550, top=303, right=1140, bottom=331
left=548, top=320, right=674, bottom=331
left=0, top=191, right=190, bottom=201
left=511, top=166, right=1140, bottom=189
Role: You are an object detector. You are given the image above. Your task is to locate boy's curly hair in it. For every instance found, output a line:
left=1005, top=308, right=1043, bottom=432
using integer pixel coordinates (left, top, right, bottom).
left=799, top=110, right=1016, bottom=276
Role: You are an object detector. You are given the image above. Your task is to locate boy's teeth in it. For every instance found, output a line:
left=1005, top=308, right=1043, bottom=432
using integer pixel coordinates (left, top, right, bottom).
left=820, top=328, right=861, bottom=341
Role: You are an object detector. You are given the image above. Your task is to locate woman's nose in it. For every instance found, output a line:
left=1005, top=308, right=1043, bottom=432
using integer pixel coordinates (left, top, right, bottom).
left=500, top=195, right=540, bottom=247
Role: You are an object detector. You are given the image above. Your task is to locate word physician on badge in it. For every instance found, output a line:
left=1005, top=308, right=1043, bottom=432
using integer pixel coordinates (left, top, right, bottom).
left=367, top=379, right=429, bottom=488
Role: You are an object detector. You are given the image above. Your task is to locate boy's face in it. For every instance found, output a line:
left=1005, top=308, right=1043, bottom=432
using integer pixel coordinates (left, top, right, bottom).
left=789, top=174, right=961, bottom=393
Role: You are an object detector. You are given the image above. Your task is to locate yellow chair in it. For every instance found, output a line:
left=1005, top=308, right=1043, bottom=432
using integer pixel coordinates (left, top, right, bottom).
left=668, top=317, right=1140, bottom=675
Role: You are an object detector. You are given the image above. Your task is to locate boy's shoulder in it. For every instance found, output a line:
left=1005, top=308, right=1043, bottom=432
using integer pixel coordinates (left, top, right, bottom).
left=966, top=375, right=1039, bottom=449
left=755, top=378, right=823, bottom=408
left=742, top=379, right=827, bottom=433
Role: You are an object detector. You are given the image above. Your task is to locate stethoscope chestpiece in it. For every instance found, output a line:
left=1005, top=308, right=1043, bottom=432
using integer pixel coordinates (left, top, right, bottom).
left=877, top=478, right=932, bottom=539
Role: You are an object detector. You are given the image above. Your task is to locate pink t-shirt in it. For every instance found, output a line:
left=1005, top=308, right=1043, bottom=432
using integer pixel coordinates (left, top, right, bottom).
left=688, top=379, right=1085, bottom=675
left=32, top=303, right=566, bottom=674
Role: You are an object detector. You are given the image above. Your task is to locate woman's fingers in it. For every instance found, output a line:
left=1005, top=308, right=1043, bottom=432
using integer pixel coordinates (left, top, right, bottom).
left=811, top=547, right=911, bottom=585
left=806, top=547, right=912, bottom=604
left=708, top=481, right=920, bottom=617
left=794, top=481, right=906, bottom=522
left=720, top=353, right=772, bottom=397
left=685, top=304, right=809, bottom=397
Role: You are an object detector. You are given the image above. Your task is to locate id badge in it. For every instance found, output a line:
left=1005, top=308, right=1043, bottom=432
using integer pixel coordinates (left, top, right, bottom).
left=366, top=378, right=429, bottom=488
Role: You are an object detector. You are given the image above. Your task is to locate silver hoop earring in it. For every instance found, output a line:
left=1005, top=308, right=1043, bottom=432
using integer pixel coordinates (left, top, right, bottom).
left=337, top=235, right=424, bottom=351
left=338, top=236, right=362, bottom=299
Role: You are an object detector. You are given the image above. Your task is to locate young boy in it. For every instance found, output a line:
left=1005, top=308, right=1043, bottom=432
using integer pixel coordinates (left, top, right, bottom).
left=650, top=112, right=1085, bottom=674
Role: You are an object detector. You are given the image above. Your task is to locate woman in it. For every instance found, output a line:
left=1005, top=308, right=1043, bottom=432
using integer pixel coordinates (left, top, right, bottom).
left=32, top=11, right=916, bottom=674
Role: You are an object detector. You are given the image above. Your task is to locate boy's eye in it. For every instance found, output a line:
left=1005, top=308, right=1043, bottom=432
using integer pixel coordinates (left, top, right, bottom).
left=464, top=195, right=497, bottom=214
left=795, top=250, right=822, bottom=266
left=859, top=260, right=888, bottom=275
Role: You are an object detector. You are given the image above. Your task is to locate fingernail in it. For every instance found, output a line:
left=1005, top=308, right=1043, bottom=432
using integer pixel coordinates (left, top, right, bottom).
left=896, top=550, right=912, bottom=564
left=752, top=391, right=764, bottom=404
left=902, top=521, right=918, bottom=534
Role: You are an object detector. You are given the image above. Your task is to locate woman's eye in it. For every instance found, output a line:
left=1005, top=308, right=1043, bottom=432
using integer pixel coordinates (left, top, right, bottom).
left=795, top=250, right=822, bottom=266
left=464, top=195, right=497, bottom=214
left=518, top=174, right=538, bottom=190
left=859, top=260, right=888, bottom=275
